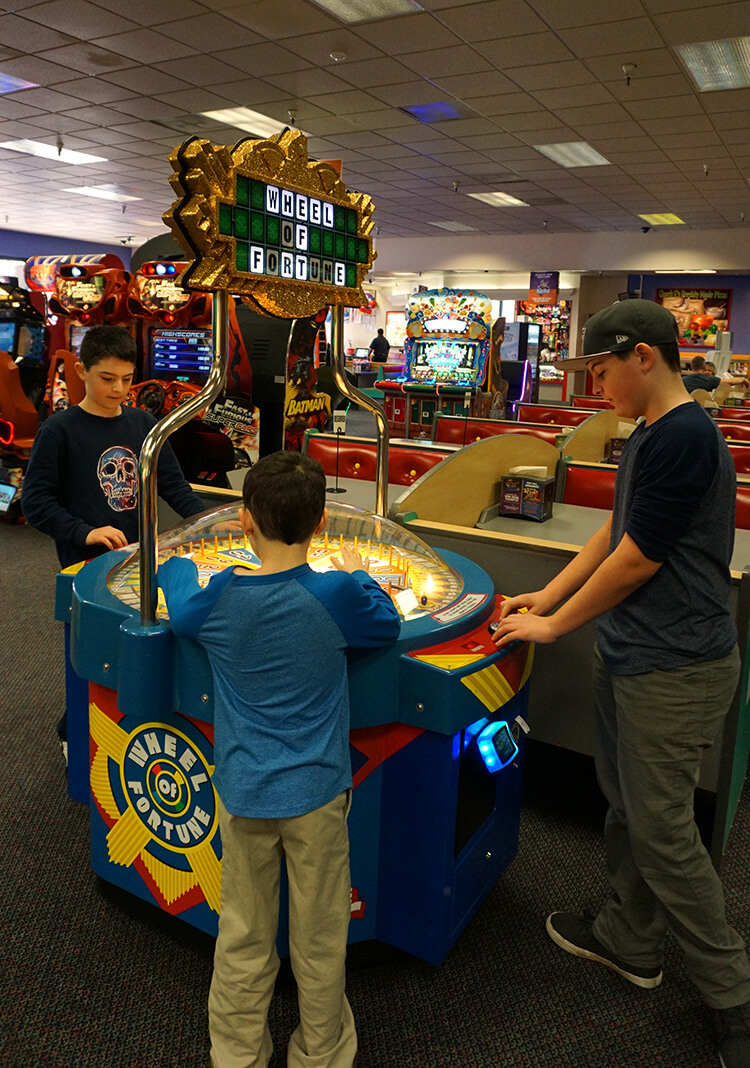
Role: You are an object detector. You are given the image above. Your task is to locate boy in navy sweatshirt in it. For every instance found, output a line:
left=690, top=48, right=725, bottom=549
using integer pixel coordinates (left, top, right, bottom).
left=22, top=324, right=206, bottom=754
left=159, top=450, right=400, bottom=1068
left=22, top=324, right=205, bottom=568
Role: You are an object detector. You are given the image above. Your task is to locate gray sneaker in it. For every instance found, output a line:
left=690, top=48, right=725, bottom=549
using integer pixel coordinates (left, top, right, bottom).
left=713, top=1002, right=750, bottom=1068
left=546, top=912, right=663, bottom=989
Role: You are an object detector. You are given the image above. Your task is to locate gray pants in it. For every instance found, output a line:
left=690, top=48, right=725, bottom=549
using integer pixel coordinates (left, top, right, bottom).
left=590, top=644, right=750, bottom=1008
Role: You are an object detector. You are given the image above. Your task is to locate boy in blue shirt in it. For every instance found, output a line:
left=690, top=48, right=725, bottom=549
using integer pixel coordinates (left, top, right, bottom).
left=493, top=300, right=750, bottom=1068
left=159, top=450, right=400, bottom=1068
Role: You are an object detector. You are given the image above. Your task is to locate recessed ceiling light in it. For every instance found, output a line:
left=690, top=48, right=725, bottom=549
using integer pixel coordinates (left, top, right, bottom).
left=533, top=141, right=611, bottom=168
left=654, top=269, right=717, bottom=273
left=427, top=220, right=478, bottom=232
left=676, top=36, right=750, bottom=92
left=308, top=0, right=421, bottom=22
left=63, top=185, right=141, bottom=202
left=400, top=101, right=476, bottom=124
left=0, top=139, right=107, bottom=165
left=638, top=213, right=685, bottom=225
left=200, top=107, right=308, bottom=139
left=467, top=191, right=530, bottom=207
left=0, top=74, right=38, bottom=94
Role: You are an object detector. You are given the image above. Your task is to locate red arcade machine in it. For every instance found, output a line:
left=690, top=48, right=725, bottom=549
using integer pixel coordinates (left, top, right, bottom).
left=126, top=260, right=258, bottom=484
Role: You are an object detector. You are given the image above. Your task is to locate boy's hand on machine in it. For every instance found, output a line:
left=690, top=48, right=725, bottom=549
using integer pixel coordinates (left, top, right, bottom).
left=331, top=544, right=369, bottom=574
left=497, top=590, right=551, bottom=620
left=85, top=525, right=129, bottom=551
left=492, top=611, right=559, bottom=648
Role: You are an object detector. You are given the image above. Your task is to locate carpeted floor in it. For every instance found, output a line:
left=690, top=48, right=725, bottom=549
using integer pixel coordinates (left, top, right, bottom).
left=2, top=516, right=746, bottom=1068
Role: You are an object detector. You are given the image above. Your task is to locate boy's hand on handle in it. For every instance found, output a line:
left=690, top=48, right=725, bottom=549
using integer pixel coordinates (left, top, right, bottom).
left=85, top=525, right=129, bottom=551
left=492, top=589, right=559, bottom=647
left=330, top=544, right=369, bottom=574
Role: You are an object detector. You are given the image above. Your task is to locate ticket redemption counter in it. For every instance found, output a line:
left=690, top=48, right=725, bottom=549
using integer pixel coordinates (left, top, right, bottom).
left=60, top=502, right=533, bottom=965
left=386, top=435, right=750, bottom=866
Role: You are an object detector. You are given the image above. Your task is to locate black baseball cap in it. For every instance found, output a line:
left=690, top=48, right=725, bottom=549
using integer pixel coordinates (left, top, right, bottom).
left=558, top=299, right=680, bottom=370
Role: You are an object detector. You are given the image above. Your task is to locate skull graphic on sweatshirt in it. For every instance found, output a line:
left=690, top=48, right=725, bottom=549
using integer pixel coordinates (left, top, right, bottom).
left=97, top=446, right=138, bottom=512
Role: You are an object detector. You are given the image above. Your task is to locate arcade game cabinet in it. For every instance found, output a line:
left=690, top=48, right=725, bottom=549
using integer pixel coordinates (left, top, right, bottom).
left=376, top=288, right=492, bottom=438
left=0, top=277, right=47, bottom=517
left=59, top=129, right=534, bottom=966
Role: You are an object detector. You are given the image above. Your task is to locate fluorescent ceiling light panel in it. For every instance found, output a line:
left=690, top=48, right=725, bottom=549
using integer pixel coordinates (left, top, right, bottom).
left=0, top=74, right=38, bottom=94
left=63, top=185, right=141, bottom=202
left=676, top=36, right=750, bottom=92
left=467, top=191, right=530, bottom=207
left=201, top=107, right=308, bottom=139
left=308, top=0, right=421, bottom=22
left=427, top=220, right=477, bottom=231
left=0, top=139, right=107, bottom=165
left=533, top=141, right=611, bottom=168
left=655, top=269, right=716, bottom=274
left=638, top=213, right=685, bottom=225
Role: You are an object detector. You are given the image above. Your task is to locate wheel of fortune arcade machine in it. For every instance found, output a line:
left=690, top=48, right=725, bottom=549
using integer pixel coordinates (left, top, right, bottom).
left=63, top=500, right=533, bottom=965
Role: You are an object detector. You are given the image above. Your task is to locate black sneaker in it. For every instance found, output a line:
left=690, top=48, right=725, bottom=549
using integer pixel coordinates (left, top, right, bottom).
left=546, top=912, right=663, bottom=989
left=713, top=1001, right=750, bottom=1068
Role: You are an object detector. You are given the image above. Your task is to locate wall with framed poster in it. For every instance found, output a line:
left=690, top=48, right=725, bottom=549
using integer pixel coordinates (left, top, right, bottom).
left=656, top=287, right=731, bottom=348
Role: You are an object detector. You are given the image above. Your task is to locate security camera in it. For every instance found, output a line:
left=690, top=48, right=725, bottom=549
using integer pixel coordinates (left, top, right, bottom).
left=641, top=225, right=651, bottom=233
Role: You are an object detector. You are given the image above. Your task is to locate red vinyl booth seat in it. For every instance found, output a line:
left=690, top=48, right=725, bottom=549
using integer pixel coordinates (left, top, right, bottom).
left=433, top=416, right=563, bottom=447
left=304, top=435, right=452, bottom=486
left=571, top=396, right=613, bottom=410
left=728, top=442, right=750, bottom=475
left=516, top=403, right=590, bottom=426
left=737, top=485, right=750, bottom=530
left=717, top=422, right=750, bottom=442
left=562, top=464, right=617, bottom=510
left=720, top=407, right=750, bottom=420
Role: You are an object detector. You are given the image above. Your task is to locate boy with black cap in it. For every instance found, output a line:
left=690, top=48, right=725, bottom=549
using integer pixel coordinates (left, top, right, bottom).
left=493, top=299, right=750, bottom=1068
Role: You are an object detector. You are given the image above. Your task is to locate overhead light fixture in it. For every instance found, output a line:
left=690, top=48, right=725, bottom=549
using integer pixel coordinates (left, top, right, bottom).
left=654, top=269, right=717, bottom=274
left=201, top=107, right=308, bottom=139
left=0, top=139, right=107, bottom=165
left=0, top=74, right=38, bottom=95
left=63, top=186, right=141, bottom=202
left=427, top=220, right=477, bottom=232
left=676, top=36, right=750, bottom=92
left=308, top=0, right=421, bottom=22
left=638, top=213, right=685, bottom=225
left=400, top=101, right=476, bottom=124
left=533, top=141, right=611, bottom=168
left=467, top=191, right=530, bottom=207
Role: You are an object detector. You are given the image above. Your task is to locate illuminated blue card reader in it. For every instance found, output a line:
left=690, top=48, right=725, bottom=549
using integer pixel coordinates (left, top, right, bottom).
left=477, top=720, right=519, bottom=772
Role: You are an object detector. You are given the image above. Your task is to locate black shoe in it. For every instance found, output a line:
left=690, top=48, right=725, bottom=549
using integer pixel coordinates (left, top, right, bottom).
left=713, top=1001, right=750, bottom=1068
left=546, top=912, right=663, bottom=989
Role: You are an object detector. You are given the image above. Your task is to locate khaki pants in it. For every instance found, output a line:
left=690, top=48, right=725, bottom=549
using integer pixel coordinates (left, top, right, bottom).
left=209, top=791, right=357, bottom=1068
left=591, top=645, right=750, bottom=1008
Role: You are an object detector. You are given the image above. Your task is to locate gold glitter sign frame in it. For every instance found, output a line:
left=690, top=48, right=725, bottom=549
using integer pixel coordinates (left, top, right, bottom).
left=164, top=129, right=377, bottom=318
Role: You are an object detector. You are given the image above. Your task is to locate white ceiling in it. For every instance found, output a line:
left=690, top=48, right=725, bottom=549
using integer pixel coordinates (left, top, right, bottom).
left=1, top=0, right=749, bottom=262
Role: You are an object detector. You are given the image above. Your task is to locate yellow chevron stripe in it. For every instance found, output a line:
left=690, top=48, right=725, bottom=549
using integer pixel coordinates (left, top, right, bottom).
left=90, top=746, right=120, bottom=822
left=107, top=806, right=150, bottom=867
left=412, top=653, right=485, bottom=670
left=89, top=701, right=127, bottom=763
left=141, top=850, right=198, bottom=906
left=462, top=663, right=515, bottom=711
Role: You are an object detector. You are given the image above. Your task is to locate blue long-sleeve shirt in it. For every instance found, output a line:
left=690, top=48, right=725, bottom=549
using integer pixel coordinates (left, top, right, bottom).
left=22, top=405, right=206, bottom=567
left=159, top=555, right=401, bottom=818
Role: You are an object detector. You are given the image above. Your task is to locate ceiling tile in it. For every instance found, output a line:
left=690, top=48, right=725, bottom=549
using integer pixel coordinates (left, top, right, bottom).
left=22, top=0, right=138, bottom=37
left=92, top=28, right=198, bottom=63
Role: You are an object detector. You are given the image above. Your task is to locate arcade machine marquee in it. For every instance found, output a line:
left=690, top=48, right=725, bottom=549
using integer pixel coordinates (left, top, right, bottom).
left=65, top=502, right=532, bottom=964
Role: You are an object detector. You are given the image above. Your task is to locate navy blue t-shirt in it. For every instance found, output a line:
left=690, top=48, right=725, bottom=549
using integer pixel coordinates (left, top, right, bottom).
left=596, top=402, right=737, bottom=674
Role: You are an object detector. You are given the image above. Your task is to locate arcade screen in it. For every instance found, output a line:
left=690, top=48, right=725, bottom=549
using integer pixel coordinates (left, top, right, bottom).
left=69, top=324, right=92, bottom=358
left=411, top=339, right=480, bottom=384
left=57, top=274, right=106, bottom=310
left=150, top=328, right=213, bottom=379
left=0, top=321, right=15, bottom=355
